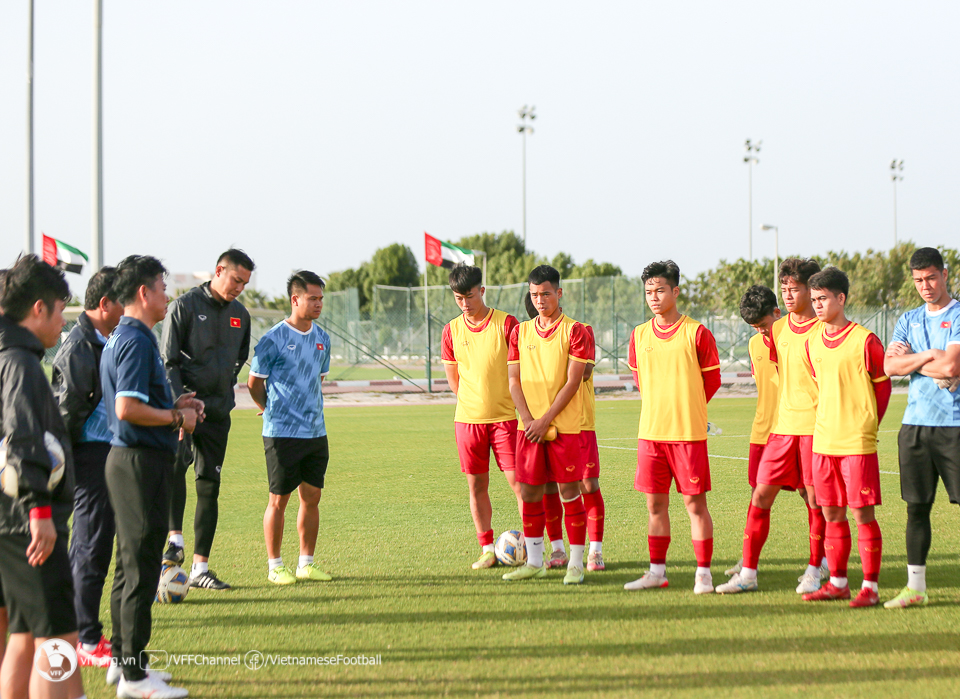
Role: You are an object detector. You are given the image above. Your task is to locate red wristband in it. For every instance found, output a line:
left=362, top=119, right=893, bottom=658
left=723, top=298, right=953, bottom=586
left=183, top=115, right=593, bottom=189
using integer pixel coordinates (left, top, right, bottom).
left=29, top=506, right=52, bottom=520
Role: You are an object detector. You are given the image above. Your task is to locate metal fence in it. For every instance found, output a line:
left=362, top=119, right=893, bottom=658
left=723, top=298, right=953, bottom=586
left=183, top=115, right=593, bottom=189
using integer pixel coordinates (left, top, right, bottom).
left=365, top=277, right=902, bottom=375
left=46, top=279, right=902, bottom=379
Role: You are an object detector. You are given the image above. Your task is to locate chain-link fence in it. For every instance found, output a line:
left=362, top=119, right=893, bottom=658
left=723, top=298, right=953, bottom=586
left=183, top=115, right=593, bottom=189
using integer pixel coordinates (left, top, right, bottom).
left=46, top=279, right=903, bottom=382
left=365, top=277, right=903, bottom=375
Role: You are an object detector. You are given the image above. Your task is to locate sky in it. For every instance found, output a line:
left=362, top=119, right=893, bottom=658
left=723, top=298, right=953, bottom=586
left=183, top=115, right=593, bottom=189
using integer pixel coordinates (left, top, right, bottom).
left=1, top=1, right=958, bottom=295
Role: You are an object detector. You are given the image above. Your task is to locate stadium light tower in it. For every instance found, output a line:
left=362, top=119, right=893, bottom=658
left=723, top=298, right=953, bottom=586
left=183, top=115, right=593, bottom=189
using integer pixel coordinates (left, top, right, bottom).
left=890, top=159, right=904, bottom=247
left=761, top=224, right=779, bottom=304
left=25, top=0, right=35, bottom=254
left=92, top=0, right=104, bottom=271
left=517, top=105, right=536, bottom=247
left=744, top=139, right=762, bottom=261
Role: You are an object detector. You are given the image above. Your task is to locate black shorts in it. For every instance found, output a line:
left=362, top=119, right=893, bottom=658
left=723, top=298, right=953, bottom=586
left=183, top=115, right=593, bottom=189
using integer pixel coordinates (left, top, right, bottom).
left=264, top=436, right=329, bottom=495
left=898, top=425, right=960, bottom=504
left=177, top=416, right=231, bottom=482
left=0, top=534, right=76, bottom=636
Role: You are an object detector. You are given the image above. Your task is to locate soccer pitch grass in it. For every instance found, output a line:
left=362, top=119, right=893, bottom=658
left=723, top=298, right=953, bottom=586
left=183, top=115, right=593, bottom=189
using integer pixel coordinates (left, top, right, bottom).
left=79, top=394, right=960, bottom=698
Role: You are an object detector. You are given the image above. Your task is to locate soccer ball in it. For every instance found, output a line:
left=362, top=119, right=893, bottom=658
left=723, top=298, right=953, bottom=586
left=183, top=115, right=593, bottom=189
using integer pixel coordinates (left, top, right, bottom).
left=0, top=439, right=15, bottom=498
left=44, top=432, right=66, bottom=492
left=495, top=530, right=527, bottom=567
left=156, top=565, right=190, bottom=604
left=0, top=432, right=65, bottom=499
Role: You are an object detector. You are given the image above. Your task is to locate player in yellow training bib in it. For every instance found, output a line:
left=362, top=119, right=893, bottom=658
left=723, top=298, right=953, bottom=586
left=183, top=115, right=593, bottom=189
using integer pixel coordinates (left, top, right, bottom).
left=503, top=265, right=593, bottom=585
left=440, top=264, right=523, bottom=570
left=625, top=260, right=721, bottom=595
left=802, top=268, right=891, bottom=608
left=718, top=259, right=830, bottom=596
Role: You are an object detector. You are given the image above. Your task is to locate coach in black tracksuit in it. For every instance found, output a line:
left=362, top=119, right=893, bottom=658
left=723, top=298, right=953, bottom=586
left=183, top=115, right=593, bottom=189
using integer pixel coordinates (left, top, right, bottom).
left=0, top=256, right=81, bottom=699
left=160, top=249, right=253, bottom=590
left=51, top=267, right=122, bottom=664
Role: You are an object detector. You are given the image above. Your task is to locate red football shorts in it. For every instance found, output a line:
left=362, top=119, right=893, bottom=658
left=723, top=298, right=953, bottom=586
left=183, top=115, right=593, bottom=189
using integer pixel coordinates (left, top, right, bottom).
left=580, top=430, right=600, bottom=480
left=454, top=420, right=518, bottom=474
left=515, top=431, right=584, bottom=486
left=756, top=434, right=814, bottom=491
left=747, top=442, right=766, bottom=489
left=812, top=452, right=881, bottom=508
left=635, top=439, right=710, bottom=495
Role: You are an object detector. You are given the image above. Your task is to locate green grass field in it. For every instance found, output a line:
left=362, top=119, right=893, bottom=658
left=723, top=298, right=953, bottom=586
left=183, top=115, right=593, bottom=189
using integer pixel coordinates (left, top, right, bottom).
left=78, top=394, right=960, bottom=698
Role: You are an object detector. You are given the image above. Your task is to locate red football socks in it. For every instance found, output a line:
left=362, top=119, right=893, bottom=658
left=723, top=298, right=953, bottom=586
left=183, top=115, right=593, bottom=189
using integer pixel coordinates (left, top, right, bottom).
left=582, top=490, right=605, bottom=543
left=825, top=520, right=851, bottom=578
left=807, top=504, right=827, bottom=566
left=693, top=538, right=713, bottom=568
left=543, top=491, right=563, bottom=542
left=742, top=505, right=771, bottom=569
left=477, top=529, right=494, bottom=547
left=648, top=535, right=671, bottom=565
left=562, top=496, right=587, bottom=547
left=857, top=520, right=882, bottom=583
left=522, top=501, right=545, bottom=540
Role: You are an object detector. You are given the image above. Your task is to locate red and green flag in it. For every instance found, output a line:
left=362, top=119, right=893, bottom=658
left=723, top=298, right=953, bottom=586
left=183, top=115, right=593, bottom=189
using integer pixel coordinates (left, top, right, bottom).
left=424, top=232, right=476, bottom=269
left=42, top=234, right=88, bottom=274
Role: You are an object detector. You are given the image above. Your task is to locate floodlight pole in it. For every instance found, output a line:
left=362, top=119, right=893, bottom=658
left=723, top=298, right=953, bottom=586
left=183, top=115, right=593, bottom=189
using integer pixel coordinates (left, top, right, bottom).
left=890, top=159, right=904, bottom=247
left=474, top=250, right=487, bottom=288
left=92, top=0, right=104, bottom=271
left=762, top=224, right=779, bottom=305
left=424, top=268, right=432, bottom=393
left=744, top=139, right=761, bottom=261
left=518, top=106, right=536, bottom=248
left=25, top=0, right=35, bottom=255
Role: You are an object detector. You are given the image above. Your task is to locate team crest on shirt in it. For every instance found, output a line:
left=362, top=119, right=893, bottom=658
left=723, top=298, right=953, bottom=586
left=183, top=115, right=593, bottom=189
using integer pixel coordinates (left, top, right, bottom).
left=755, top=355, right=762, bottom=362
left=230, top=317, right=241, bottom=328
left=526, top=344, right=537, bottom=350
left=287, top=345, right=296, bottom=351
left=461, top=340, right=470, bottom=347
left=644, top=346, right=653, bottom=352
left=942, top=321, right=953, bottom=329
left=317, top=343, right=324, bottom=351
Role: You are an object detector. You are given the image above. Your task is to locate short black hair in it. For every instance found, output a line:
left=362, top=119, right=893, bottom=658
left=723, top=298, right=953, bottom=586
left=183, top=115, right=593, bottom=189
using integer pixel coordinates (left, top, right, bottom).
left=641, top=260, right=680, bottom=287
left=287, top=270, right=325, bottom=298
left=778, top=258, right=821, bottom=287
left=909, top=247, right=945, bottom=272
left=739, top=285, right=779, bottom=325
left=448, top=264, right=482, bottom=295
left=808, top=267, right=849, bottom=297
left=218, top=248, right=256, bottom=272
left=524, top=292, right=537, bottom=319
left=113, top=255, right=168, bottom=306
left=84, top=266, right=119, bottom=311
left=528, top=265, right=561, bottom=288
left=0, top=255, right=71, bottom=322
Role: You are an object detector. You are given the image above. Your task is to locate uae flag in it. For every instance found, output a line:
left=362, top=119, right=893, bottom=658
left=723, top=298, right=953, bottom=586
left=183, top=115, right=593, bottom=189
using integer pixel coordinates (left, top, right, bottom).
left=42, top=234, right=88, bottom=274
left=424, top=232, right=476, bottom=269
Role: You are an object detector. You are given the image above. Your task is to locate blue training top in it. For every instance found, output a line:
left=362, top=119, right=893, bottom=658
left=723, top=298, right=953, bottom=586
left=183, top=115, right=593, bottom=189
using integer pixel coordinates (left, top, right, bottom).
left=80, top=329, right=112, bottom=444
left=891, top=298, right=960, bottom=427
left=249, top=320, right=331, bottom=439
left=100, top=316, right=178, bottom=453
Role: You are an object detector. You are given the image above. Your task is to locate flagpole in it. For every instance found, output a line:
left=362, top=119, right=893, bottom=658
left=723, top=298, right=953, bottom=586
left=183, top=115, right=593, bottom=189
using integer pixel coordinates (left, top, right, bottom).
left=92, top=0, right=104, bottom=270
left=424, top=266, right=432, bottom=394
left=25, top=0, right=35, bottom=255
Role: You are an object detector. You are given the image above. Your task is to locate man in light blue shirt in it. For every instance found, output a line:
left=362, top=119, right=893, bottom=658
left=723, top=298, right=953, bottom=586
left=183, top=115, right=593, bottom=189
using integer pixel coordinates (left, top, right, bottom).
left=883, top=247, right=960, bottom=608
left=248, top=270, right=332, bottom=586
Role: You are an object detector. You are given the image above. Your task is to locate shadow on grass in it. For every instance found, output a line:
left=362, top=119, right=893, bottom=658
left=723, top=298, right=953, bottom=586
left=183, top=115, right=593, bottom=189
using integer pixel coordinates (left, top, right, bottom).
left=179, top=662, right=960, bottom=697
